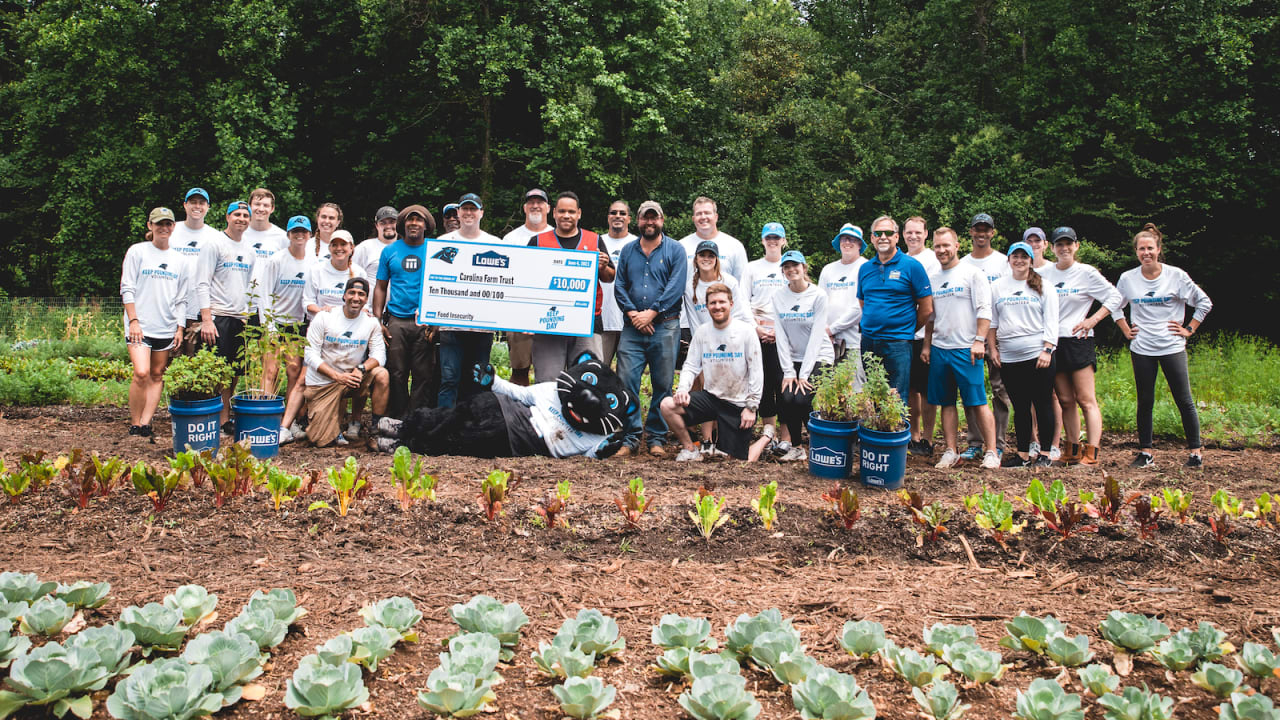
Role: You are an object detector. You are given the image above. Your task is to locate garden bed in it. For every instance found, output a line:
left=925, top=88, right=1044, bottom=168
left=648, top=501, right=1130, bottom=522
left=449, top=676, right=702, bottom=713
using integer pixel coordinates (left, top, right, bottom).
left=2, top=404, right=1278, bottom=719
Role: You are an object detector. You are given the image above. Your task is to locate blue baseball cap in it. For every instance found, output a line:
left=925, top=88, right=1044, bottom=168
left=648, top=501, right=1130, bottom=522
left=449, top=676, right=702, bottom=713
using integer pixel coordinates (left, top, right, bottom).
left=226, top=200, right=249, bottom=216
left=831, top=223, right=864, bottom=251
left=458, top=193, right=482, bottom=209
left=442, top=203, right=460, bottom=216
left=1022, top=227, right=1045, bottom=243
left=780, top=250, right=806, bottom=265
left=695, top=239, right=719, bottom=256
left=761, top=222, right=786, bottom=240
left=1007, top=241, right=1034, bottom=258
left=184, top=187, right=210, bottom=202
left=286, top=215, right=312, bottom=232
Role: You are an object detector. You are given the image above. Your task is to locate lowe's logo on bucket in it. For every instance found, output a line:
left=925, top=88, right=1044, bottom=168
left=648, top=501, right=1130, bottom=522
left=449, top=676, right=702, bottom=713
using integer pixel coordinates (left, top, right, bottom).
left=810, top=447, right=846, bottom=467
left=241, top=429, right=278, bottom=445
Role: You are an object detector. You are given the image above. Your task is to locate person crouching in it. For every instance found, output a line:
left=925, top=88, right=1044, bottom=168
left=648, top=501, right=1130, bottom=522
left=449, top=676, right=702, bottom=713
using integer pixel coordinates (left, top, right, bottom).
left=302, top=278, right=389, bottom=447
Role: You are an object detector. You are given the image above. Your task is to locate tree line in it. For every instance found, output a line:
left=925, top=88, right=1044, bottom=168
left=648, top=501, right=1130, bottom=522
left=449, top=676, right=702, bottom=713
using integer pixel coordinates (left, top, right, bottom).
left=1, top=0, right=1275, bottom=339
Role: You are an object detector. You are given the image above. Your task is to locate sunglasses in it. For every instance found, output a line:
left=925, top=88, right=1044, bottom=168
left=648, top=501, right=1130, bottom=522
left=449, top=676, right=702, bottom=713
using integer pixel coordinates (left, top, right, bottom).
left=608, top=210, right=629, bottom=216
left=871, top=230, right=896, bottom=238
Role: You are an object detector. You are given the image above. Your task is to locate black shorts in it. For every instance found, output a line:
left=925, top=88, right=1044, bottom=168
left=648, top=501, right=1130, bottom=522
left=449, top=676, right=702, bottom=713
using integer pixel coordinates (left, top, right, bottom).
left=681, top=390, right=752, bottom=460
left=200, top=315, right=247, bottom=369
left=909, top=338, right=930, bottom=393
left=128, top=335, right=177, bottom=352
left=1055, top=336, right=1097, bottom=373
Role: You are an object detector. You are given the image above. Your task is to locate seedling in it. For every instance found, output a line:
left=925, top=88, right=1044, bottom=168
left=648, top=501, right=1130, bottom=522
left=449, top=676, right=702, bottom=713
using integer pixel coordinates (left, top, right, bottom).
left=900, top=490, right=949, bottom=543
left=532, top=481, right=572, bottom=529
left=1023, top=478, right=1098, bottom=540
left=1245, top=493, right=1274, bottom=528
left=90, top=453, right=128, bottom=497
left=750, top=480, right=781, bottom=531
left=168, top=449, right=211, bottom=489
left=19, top=451, right=57, bottom=490
left=614, top=477, right=650, bottom=529
left=265, top=465, right=303, bottom=511
left=0, top=460, right=31, bottom=503
left=1128, top=494, right=1162, bottom=539
left=478, top=469, right=518, bottom=521
left=390, top=446, right=437, bottom=510
left=964, top=488, right=1025, bottom=550
left=130, top=461, right=183, bottom=513
left=1210, top=488, right=1243, bottom=545
left=59, top=449, right=96, bottom=510
left=689, top=490, right=728, bottom=541
left=822, top=482, right=861, bottom=529
left=1096, top=474, right=1130, bottom=523
left=319, top=457, right=369, bottom=517
left=1153, top=487, right=1192, bottom=523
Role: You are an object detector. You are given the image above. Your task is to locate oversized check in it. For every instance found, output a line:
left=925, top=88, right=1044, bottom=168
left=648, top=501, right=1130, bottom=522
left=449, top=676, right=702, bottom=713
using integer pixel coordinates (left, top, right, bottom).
left=417, top=238, right=598, bottom=337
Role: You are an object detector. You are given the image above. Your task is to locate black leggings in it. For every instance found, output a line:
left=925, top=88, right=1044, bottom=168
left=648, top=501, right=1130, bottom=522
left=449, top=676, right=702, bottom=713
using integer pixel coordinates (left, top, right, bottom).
left=1001, top=356, right=1057, bottom=454
left=779, top=362, right=829, bottom=442
left=1132, top=350, right=1200, bottom=449
left=760, top=341, right=783, bottom=418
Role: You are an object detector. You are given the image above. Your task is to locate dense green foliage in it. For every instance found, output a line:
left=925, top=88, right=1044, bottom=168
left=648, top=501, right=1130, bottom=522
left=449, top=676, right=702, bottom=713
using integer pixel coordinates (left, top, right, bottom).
left=1, top=0, right=1276, bottom=338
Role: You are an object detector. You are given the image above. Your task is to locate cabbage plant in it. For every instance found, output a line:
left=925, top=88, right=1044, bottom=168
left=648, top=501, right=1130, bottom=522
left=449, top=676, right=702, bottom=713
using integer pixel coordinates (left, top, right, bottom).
left=0, top=619, right=32, bottom=669
left=162, top=585, right=218, bottom=626
left=651, top=614, right=717, bottom=651
left=770, top=650, right=819, bottom=686
left=416, top=668, right=495, bottom=718
left=1044, top=634, right=1093, bottom=668
left=724, top=608, right=793, bottom=660
left=941, top=644, right=1007, bottom=685
left=285, top=658, right=369, bottom=719
left=1192, top=662, right=1244, bottom=698
left=359, top=597, right=421, bottom=642
left=923, top=623, right=977, bottom=657
left=1219, top=692, right=1280, bottom=720
left=448, top=595, right=528, bottom=660
left=54, top=582, right=110, bottom=610
left=1014, top=678, right=1084, bottom=720
left=440, top=633, right=502, bottom=685
left=677, top=673, right=761, bottom=720
left=689, top=652, right=740, bottom=681
left=66, top=624, right=136, bottom=676
left=348, top=625, right=400, bottom=673
left=1238, top=642, right=1280, bottom=679
left=553, top=609, right=625, bottom=658
left=839, top=620, right=887, bottom=659
left=118, top=603, right=188, bottom=656
left=1097, top=684, right=1174, bottom=720
left=226, top=607, right=289, bottom=651
left=1077, top=664, right=1119, bottom=697
left=1150, top=631, right=1199, bottom=671
left=747, top=628, right=803, bottom=671
left=881, top=642, right=948, bottom=688
left=246, top=588, right=307, bottom=626
left=551, top=676, right=616, bottom=719
left=180, top=630, right=266, bottom=706
left=18, top=596, right=75, bottom=636
left=314, top=635, right=355, bottom=666
left=913, top=680, right=969, bottom=720
left=1185, top=621, right=1231, bottom=663
left=106, top=657, right=223, bottom=720
left=791, top=666, right=875, bottom=720
left=1098, top=612, right=1170, bottom=653
left=0, top=642, right=110, bottom=719
left=533, top=640, right=595, bottom=680
left=0, top=571, right=56, bottom=604
left=1000, top=614, right=1069, bottom=656
left=652, top=647, right=693, bottom=678
left=0, top=601, right=28, bottom=624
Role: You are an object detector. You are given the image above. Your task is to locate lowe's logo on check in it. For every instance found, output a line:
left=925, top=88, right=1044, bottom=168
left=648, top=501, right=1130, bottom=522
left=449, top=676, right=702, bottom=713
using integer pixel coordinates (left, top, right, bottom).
left=472, top=250, right=510, bottom=269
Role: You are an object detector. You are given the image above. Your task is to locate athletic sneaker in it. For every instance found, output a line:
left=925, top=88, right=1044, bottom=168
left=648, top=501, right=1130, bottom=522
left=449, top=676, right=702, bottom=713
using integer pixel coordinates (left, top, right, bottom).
left=1049, top=446, right=1062, bottom=462
left=334, top=435, right=349, bottom=447
left=278, top=427, right=294, bottom=445
left=1029, top=454, right=1052, bottom=468
left=128, top=425, right=143, bottom=436
left=935, top=450, right=960, bottom=469
left=675, top=447, right=704, bottom=462
left=376, top=416, right=401, bottom=437
left=344, top=421, right=362, bottom=441
left=1186, top=454, right=1203, bottom=468
left=772, top=440, right=793, bottom=457
left=918, top=439, right=934, bottom=457
left=1001, top=453, right=1029, bottom=468
left=701, top=441, right=714, bottom=456
left=907, top=439, right=922, bottom=455
left=289, top=421, right=305, bottom=438
left=981, top=450, right=1000, bottom=469
left=1029, top=441, right=1041, bottom=458
left=780, top=446, right=807, bottom=462
left=959, top=445, right=982, bottom=461
left=1130, top=451, right=1155, bottom=468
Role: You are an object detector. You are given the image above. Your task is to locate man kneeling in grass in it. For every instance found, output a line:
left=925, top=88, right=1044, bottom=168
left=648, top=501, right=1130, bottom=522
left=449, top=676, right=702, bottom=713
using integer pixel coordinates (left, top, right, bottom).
left=660, top=283, right=770, bottom=461
left=303, top=278, right=389, bottom=447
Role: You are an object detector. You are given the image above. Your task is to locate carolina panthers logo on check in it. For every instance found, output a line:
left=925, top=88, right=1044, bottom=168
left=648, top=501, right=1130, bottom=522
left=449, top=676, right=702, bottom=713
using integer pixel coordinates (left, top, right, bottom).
left=539, top=306, right=566, bottom=330
left=432, top=246, right=459, bottom=263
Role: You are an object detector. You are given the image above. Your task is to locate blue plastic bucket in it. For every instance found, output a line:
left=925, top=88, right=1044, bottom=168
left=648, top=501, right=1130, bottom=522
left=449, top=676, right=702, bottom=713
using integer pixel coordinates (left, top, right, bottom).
left=806, top=411, right=858, bottom=479
left=168, top=397, right=222, bottom=455
left=858, top=425, right=911, bottom=489
left=231, top=394, right=285, bottom=459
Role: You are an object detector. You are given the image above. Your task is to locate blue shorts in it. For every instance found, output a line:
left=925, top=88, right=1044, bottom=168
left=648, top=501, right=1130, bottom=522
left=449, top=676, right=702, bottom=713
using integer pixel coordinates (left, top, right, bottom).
left=927, top=346, right=989, bottom=407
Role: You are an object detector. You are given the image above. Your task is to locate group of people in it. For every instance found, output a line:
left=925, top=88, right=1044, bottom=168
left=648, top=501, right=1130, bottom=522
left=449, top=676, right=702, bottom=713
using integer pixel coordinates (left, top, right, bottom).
left=121, top=188, right=1212, bottom=468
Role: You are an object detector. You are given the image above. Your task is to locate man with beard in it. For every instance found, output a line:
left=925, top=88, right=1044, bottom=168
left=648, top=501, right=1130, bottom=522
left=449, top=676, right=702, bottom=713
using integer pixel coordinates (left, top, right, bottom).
left=613, top=201, right=687, bottom=456
left=352, top=206, right=399, bottom=279
left=500, top=189, right=552, bottom=385
left=599, top=200, right=636, bottom=366
left=372, top=204, right=438, bottom=417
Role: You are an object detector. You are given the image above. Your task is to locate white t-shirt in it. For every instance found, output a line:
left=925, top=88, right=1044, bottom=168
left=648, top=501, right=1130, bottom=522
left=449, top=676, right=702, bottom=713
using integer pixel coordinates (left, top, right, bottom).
left=196, top=232, right=257, bottom=318
left=304, top=262, right=367, bottom=320
left=683, top=273, right=753, bottom=331
left=678, top=232, right=749, bottom=328
left=743, top=257, right=786, bottom=330
left=304, top=310, right=386, bottom=387
left=928, top=263, right=993, bottom=350
left=500, top=225, right=547, bottom=247
left=962, top=250, right=1009, bottom=284
left=600, top=233, right=636, bottom=331
left=772, top=284, right=835, bottom=379
left=243, top=224, right=287, bottom=312
left=259, top=247, right=312, bottom=326
left=309, top=237, right=332, bottom=264
left=353, top=237, right=396, bottom=281
left=119, top=242, right=191, bottom=339
left=170, top=222, right=224, bottom=320
left=819, top=257, right=867, bottom=347
left=677, top=319, right=764, bottom=409
left=908, top=249, right=942, bottom=339
left=1036, top=262, right=1124, bottom=338
left=1116, top=264, right=1212, bottom=357
left=489, top=377, right=616, bottom=459
left=990, top=276, right=1060, bottom=363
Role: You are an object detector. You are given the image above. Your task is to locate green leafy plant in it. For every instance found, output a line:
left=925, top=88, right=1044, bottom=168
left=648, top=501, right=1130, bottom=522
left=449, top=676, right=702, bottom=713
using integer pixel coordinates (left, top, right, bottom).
left=117, top=603, right=188, bottom=656
left=448, top=595, right=529, bottom=661
left=769, top=650, right=819, bottom=686
left=65, top=624, right=135, bottom=676
left=179, top=630, right=266, bottom=706
left=130, top=461, right=183, bottom=513
left=650, top=647, right=693, bottom=679
left=348, top=625, right=399, bottom=672
left=162, top=584, right=218, bottom=626
left=854, top=351, right=908, bottom=431
left=881, top=642, right=949, bottom=688
left=438, top=633, right=502, bottom=686
left=677, top=673, right=762, bottom=720
left=750, top=480, right=781, bottom=531
left=390, top=446, right=437, bottom=510
left=1128, top=494, right=1162, bottom=540
left=225, top=607, right=289, bottom=651
left=689, top=652, right=740, bottom=681
left=1099, top=611, right=1171, bottom=653
left=60, top=449, right=96, bottom=510
left=313, top=635, right=355, bottom=667
left=54, top=581, right=110, bottom=610
left=477, top=469, right=517, bottom=521
left=913, top=680, right=969, bottom=720
left=1193, top=662, right=1245, bottom=698
left=900, top=491, right=952, bottom=543
left=1151, top=631, right=1200, bottom=671
left=614, top=477, right=650, bottom=529
left=1238, top=642, right=1280, bottom=679
left=746, top=628, right=803, bottom=671
left=285, top=658, right=369, bottom=719
left=0, top=601, right=27, bottom=624
left=553, top=608, right=626, bottom=658
left=1219, top=692, right=1280, bottom=720
left=311, top=457, right=368, bottom=517
left=0, top=460, right=31, bottom=503
left=18, top=451, right=58, bottom=491
left=416, top=667, right=495, bottom=718
left=1023, top=479, right=1098, bottom=540
left=1078, top=664, right=1120, bottom=697
left=205, top=440, right=263, bottom=507
left=1044, top=634, right=1094, bottom=668
left=1152, top=488, right=1192, bottom=523
left=0, top=642, right=111, bottom=720
left=1211, top=489, right=1243, bottom=545
left=265, top=464, right=303, bottom=511
left=1244, top=493, right=1274, bottom=528
left=532, top=481, right=572, bottom=529
left=811, top=354, right=861, bottom=422
left=165, top=349, right=234, bottom=401
left=839, top=620, right=887, bottom=659
left=1, top=619, right=33, bottom=669
left=533, top=640, right=596, bottom=680
left=359, top=596, right=422, bottom=642
left=922, top=623, right=977, bottom=657
left=0, top=571, right=56, bottom=604
left=725, top=608, right=794, bottom=660
left=1098, top=684, right=1174, bottom=720
left=1096, top=475, right=1134, bottom=523
left=237, top=319, right=304, bottom=400
left=822, top=482, right=861, bottom=529
left=941, top=644, right=1008, bottom=685
left=18, top=596, right=75, bottom=636
left=90, top=453, right=127, bottom=497
left=167, top=449, right=211, bottom=490
left=551, top=676, right=616, bottom=719
left=652, top=614, right=717, bottom=651
left=1000, top=614, right=1069, bottom=656
left=689, top=489, right=729, bottom=541
left=791, top=665, right=876, bottom=720
left=246, top=587, right=307, bottom=626
left=963, top=488, right=1026, bottom=550
left=1014, top=677, right=1084, bottom=720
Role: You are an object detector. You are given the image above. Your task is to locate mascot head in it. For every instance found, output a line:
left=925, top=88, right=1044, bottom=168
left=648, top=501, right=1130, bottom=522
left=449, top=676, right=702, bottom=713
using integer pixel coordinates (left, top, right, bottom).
left=557, top=351, right=637, bottom=435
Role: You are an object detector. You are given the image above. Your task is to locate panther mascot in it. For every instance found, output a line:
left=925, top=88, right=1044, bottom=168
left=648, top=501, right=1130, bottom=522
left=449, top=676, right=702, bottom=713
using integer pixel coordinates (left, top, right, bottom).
left=375, top=352, right=637, bottom=459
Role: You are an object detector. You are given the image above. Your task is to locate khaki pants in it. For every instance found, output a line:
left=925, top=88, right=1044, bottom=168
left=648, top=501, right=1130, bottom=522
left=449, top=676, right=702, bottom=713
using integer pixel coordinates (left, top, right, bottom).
left=304, top=373, right=375, bottom=447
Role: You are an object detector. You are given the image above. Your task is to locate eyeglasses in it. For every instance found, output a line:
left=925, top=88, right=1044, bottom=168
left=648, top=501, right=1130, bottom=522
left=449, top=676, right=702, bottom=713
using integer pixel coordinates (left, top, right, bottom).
left=608, top=210, right=629, bottom=216
left=871, top=230, right=896, bottom=238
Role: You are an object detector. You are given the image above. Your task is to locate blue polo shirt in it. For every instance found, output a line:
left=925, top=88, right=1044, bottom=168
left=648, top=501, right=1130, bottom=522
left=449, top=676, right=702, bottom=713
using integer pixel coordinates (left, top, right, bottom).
left=857, top=249, right=931, bottom=340
left=377, top=239, right=428, bottom=318
left=614, top=235, right=687, bottom=321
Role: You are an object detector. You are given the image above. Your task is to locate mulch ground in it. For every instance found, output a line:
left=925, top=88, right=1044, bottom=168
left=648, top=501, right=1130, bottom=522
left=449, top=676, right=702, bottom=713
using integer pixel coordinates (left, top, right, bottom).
left=2, top=405, right=1278, bottom=719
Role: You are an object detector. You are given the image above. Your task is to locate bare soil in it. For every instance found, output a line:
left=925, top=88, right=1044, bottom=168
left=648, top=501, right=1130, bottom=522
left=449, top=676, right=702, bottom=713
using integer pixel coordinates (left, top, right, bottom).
left=2, top=405, right=1278, bottom=719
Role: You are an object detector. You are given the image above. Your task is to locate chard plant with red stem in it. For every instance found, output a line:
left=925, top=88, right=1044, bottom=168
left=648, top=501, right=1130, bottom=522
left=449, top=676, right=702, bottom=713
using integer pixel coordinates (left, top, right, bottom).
left=478, top=469, right=519, bottom=521
left=1152, top=487, right=1191, bottom=523
left=963, top=488, right=1026, bottom=551
left=1127, top=494, right=1162, bottom=539
left=532, top=481, right=572, bottom=529
left=91, top=452, right=128, bottom=496
left=19, top=450, right=56, bottom=491
left=899, top=490, right=950, bottom=543
left=59, top=448, right=96, bottom=510
left=1023, top=478, right=1098, bottom=541
left=614, top=477, right=650, bottom=529
left=1209, top=489, right=1242, bottom=545
left=131, top=461, right=183, bottom=513
left=1096, top=474, right=1132, bottom=524
left=823, top=482, right=861, bottom=529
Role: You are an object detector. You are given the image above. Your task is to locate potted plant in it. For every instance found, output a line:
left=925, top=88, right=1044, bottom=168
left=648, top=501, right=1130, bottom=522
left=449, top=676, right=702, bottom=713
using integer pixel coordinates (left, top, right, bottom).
left=165, top=349, right=234, bottom=454
left=854, top=353, right=910, bottom=490
left=230, top=313, right=304, bottom=459
left=806, top=356, right=862, bottom=479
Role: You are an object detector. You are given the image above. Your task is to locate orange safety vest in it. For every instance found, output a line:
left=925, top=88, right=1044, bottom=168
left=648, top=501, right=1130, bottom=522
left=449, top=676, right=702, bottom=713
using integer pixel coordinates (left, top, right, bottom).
left=534, top=229, right=603, bottom=317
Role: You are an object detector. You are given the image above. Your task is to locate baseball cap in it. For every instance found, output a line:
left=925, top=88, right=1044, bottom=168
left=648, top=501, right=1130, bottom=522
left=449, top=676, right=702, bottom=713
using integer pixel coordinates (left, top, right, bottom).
left=442, top=203, right=460, bottom=216
left=1007, top=241, right=1034, bottom=258
left=970, top=212, right=995, bottom=228
left=831, top=223, right=864, bottom=251
left=695, top=239, right=720, bottom=256
left=1050, top=226, right=1078, bottom=244
left=330, top=229, right=355, bottom=245
left=523, top=188, right=550, bottom=204
left=458, top=193, right=483, bottom=209
left=286, top=215, right=312, bottom=232
left=148, top=207, right=175, bottom=223
left=1022, top=227, right=1045, bottom=243
left=226, top=200, right=249, bottom=216
left=345, top=277, right=370, bottom=294
left=761, top=222, right=786, bottom=240
left=637, top=200, right=664, bottom=217
left=184, top=187, right=210, bottom=202
left=374, top=206, right=398, bottom=223
left=780, top=250, right=806, bottom=265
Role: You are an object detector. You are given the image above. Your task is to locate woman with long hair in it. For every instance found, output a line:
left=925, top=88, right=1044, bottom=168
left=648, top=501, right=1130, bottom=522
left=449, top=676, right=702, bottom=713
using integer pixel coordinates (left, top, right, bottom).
left=261, top=216, right=315, bottom=444
left=743, top=223, right=789, bottom=451
left=311, top=202, right=343, bottom=262
left=772, top=250, right=834, bottom=462
left=1114, top=223, right=1212, bottom=468
left=1019, top=226, right=1063, bottom=461
left=304, top=230, right=365, bottom=320
left=119, top=208, right=189, bottom=438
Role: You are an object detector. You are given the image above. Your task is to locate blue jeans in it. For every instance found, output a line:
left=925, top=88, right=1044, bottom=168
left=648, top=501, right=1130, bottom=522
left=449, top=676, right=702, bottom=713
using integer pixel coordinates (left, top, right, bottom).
left=863, top=337, right=912, bottom=407
left=617, top=317, right=680, bottom=448
left=437, top=331, right=493, bottom=409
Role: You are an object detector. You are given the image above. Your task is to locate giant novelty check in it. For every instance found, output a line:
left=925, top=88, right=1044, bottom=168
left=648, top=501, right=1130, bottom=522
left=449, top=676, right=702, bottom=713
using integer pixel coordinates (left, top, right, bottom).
left=417, top=238, right=598, bottom=337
